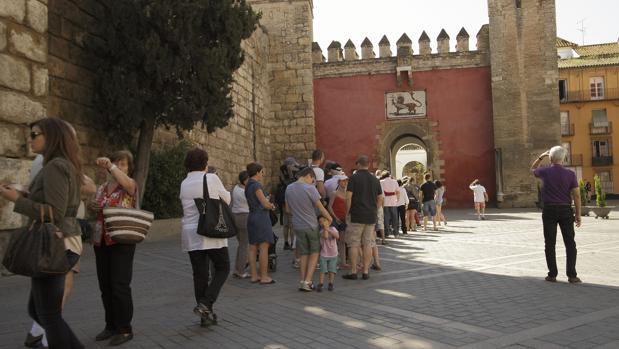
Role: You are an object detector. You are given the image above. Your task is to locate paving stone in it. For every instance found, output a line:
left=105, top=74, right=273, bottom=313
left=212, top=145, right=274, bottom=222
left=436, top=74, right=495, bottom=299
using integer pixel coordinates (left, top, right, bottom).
left=2, top=207, right=619, bottom=348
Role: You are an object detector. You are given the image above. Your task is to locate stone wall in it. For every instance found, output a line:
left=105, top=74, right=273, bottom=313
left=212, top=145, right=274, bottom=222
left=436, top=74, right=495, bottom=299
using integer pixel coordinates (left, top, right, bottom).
left=488, top=0, right=560, bottom=207
left=249, top=0, right=316, bottom=181
left=0, top=0, right=48, bottom=231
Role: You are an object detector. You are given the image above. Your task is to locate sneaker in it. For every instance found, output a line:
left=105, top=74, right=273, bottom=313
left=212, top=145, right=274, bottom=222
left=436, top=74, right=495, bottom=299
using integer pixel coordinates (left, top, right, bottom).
left=193, top=303, right=210, bottom=317
left=370, top=264, right=382, bottom=271
left=298, top=281, right=313, bottom=292
left=200, top=311, right=218, bottom=327
left=328, top=283, right=334, bottom=291
left=24, top=333, right=44, bottom=347
left=316, top=283, right=323, bottom=292
left=362, top=273, right=370, bottom=280
left=108, top=333, right=133, bottom=346
left=481, top=216, right=486, bottom=220
left=568, top=277, right=582, bottom=284
left=342, top=273, right=358, bottom=280
left=545, top=276, right=557, bottom=282
left=292, top=259, right=300, bottom=269
left=232, top=272, right=250, bottom=279
left=94, top=328, right=116, bottom=341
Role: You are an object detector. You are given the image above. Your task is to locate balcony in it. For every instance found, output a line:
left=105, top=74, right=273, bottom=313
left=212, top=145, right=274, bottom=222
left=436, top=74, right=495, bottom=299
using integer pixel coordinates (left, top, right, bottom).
left=566, top=154, right=583, bottom=166
left=592, top=156, right=613, bottom=166
left=561, top=123, right=574, bottom=136
left=589, top=122, right=613, bottom=135
left=561, top=87, right=619, bottom=103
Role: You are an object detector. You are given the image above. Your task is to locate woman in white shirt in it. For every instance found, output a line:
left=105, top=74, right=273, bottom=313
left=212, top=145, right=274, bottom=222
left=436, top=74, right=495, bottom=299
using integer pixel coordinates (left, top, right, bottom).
left=230, top=171, right=250, bottom=278
left=179, top=148, right=231, bottom=327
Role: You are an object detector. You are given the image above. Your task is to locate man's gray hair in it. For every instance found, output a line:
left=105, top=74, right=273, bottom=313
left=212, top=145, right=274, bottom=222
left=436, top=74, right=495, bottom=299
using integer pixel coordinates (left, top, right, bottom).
left=549, top=146, right=567, bottom=164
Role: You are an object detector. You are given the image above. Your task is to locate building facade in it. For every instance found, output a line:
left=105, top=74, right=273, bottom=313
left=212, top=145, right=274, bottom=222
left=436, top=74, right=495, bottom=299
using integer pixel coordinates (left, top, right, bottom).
left=558, top=39, right=619, bottom=194
left=313, top=0, right=560, bottom=207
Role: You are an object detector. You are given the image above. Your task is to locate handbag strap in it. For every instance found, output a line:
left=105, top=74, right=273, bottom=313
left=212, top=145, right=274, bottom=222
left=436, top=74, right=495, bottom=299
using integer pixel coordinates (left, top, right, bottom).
left=38, top=205, right=54, bottom=224
left=203, top=174, right=210, bottom=200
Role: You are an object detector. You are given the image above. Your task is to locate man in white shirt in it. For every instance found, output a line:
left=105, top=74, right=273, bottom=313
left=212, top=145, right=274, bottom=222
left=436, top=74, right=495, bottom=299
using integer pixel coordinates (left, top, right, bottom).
left=380, top=171, right=400, bottom=237
left=469, top=179, right=488, bottom=220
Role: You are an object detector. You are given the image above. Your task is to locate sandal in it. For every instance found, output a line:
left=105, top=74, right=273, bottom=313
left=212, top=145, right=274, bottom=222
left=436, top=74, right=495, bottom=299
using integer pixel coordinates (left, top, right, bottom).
left=259, top=279, right=276, bottom=285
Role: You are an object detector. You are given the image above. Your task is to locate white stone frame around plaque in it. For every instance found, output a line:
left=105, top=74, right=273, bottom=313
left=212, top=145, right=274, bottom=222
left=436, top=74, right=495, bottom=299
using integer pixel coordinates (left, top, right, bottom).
left=385, top=90, right=427, bottom=119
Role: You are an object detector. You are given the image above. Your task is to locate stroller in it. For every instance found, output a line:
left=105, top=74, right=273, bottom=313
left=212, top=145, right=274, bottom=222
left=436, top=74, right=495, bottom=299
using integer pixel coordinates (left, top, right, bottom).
left=256, top=233, right=278, bottom=272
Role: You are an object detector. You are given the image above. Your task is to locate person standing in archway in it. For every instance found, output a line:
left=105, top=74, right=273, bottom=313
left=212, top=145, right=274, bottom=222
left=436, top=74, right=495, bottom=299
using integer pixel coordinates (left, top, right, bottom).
left=419, top=174, right=437, bottom=231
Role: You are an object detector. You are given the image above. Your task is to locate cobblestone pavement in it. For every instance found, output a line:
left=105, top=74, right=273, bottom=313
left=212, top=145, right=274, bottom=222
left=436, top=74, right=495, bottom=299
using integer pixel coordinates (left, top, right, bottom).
left=2, top=207, right=619, bottom=349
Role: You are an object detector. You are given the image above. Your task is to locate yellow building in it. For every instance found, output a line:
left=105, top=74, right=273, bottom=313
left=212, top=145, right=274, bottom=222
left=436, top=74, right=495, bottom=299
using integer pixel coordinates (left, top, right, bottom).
left=558, top=38, right=619, bottom=194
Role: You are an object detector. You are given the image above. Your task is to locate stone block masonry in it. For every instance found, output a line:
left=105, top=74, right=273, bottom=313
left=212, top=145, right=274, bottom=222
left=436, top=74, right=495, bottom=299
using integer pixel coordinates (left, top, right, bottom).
left=0, top=0, right=49, bottom=236
left=488, top=0, right=560, bottom=207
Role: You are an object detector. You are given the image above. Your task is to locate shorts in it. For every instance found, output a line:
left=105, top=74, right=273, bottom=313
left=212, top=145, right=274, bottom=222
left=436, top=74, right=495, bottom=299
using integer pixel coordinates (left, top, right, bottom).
left=375, top=208, right=384, bottom=231
left=345, top=222, right=375, bottom=247
left=64, top=236, right=83, bottom=273
left=422, top=200, right=437, bottom=217
left=294, top=228, right=320, bottom=255
left=319, top=256, right=338, bottom=274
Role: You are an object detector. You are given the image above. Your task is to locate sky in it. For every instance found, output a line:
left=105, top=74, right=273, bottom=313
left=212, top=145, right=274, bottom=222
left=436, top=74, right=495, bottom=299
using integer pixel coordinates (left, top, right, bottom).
left=312, top=0, right=619, bottom=53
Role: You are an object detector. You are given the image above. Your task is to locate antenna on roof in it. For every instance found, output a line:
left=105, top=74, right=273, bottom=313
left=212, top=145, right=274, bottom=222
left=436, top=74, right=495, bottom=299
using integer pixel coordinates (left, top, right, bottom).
left=576, top=18, right=587, bottom=45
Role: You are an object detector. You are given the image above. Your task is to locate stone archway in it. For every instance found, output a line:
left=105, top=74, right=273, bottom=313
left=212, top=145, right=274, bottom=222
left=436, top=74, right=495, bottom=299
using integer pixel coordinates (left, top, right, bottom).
left=392, top=138, right=428, bottom=179
left=377, top=121, right=440, bottom=180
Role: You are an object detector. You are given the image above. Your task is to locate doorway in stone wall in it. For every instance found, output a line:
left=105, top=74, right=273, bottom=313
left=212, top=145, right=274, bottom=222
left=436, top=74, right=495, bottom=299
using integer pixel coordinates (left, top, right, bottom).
left=391, top=136, right=428, bottom=181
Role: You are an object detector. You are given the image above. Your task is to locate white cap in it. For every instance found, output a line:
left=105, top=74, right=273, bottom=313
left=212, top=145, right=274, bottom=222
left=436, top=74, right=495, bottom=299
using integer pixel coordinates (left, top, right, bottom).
left=334, top=174, right=349, bottom=181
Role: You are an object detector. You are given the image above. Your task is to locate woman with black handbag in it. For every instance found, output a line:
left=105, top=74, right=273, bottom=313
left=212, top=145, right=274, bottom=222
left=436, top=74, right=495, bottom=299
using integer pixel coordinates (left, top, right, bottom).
left=0, top=118, right=84, bottom=349
left=179, top=148, right=231, bottom=327
left=90, top=150, right=138, bottom=346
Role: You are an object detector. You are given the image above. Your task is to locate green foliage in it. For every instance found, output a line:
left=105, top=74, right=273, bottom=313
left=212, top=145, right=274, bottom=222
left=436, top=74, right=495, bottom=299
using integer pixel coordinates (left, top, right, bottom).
left=594, top=175, right=606, bottom=207
left=578, top=179, right=587, bottom=207
left=90, top=0, right=261, bottom=145
left=142, top=141, right=191, bottom=218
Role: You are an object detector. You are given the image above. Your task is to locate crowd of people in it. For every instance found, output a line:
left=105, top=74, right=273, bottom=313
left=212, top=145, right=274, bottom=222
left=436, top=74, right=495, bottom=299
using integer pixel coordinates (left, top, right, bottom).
left=0, top=117, right=584, bottom=348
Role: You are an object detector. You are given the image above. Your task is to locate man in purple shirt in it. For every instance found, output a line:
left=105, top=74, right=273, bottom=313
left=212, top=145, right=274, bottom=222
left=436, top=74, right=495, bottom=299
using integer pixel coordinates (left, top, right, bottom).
left=531, top=146, right=582, bottom=284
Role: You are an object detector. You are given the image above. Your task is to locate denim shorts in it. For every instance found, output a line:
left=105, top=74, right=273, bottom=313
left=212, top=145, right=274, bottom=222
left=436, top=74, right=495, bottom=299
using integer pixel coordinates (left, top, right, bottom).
left=422, top=200, right=437, bottom=217
left=319, top=256, right=338, bottom=274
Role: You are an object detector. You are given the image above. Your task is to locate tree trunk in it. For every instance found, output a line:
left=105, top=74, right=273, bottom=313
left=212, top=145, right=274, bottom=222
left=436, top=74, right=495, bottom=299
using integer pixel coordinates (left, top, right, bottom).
left=133, top=117, right=156, bottom=204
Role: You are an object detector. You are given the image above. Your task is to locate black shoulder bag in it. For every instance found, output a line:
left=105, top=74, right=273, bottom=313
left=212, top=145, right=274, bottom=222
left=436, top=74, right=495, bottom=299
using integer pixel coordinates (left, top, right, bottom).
left=2, top=205, right=73, bottom=277
left=194, top=175, right=237, bottom=238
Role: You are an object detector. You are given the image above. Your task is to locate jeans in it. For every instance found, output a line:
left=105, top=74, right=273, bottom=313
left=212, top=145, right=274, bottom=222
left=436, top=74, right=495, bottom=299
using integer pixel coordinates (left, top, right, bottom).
left=29, top=275, right=83, bottom=349
left=542, top=205, right=577, bottom=278
left=94, top=243, right=136, bottom=334
left=188, top=247, right=230, bottom=308
left=383, top=206, right=398, bottom=236
left=397, top=205, right=407, bottom=234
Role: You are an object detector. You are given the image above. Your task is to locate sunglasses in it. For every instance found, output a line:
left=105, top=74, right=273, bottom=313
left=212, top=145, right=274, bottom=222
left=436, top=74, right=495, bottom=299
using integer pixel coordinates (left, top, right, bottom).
left=30, top=131, right=44, bottom=140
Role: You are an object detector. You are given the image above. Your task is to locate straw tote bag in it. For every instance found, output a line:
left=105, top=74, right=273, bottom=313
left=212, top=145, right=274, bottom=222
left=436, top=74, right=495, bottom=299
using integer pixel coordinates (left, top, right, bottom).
left=102, top=189, right=154, bottom=244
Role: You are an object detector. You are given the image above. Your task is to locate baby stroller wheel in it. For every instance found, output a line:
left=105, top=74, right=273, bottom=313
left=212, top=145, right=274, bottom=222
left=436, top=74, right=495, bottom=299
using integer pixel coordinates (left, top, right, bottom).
left=269, top=258, right=277, bottom=272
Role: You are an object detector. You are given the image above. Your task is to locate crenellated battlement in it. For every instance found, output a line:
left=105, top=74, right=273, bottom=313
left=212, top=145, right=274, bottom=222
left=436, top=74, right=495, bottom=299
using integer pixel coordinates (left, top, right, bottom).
left=313, top=25, right=490, bottom=65
left=313, top=25, right=491, bottom=79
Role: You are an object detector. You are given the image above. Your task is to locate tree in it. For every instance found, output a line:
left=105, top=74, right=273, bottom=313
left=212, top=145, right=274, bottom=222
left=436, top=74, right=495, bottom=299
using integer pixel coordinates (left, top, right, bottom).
left=91, top=0, right=260, bottom=197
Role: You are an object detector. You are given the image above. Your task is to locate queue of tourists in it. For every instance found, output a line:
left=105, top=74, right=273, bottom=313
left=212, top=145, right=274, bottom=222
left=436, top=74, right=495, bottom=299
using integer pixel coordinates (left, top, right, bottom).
left=0, top=117, right=582, bottom=349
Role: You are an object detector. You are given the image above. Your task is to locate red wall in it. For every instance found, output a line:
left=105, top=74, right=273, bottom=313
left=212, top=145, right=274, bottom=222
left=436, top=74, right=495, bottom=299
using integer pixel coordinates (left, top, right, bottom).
left=313, top=67, right=496, bottom=207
